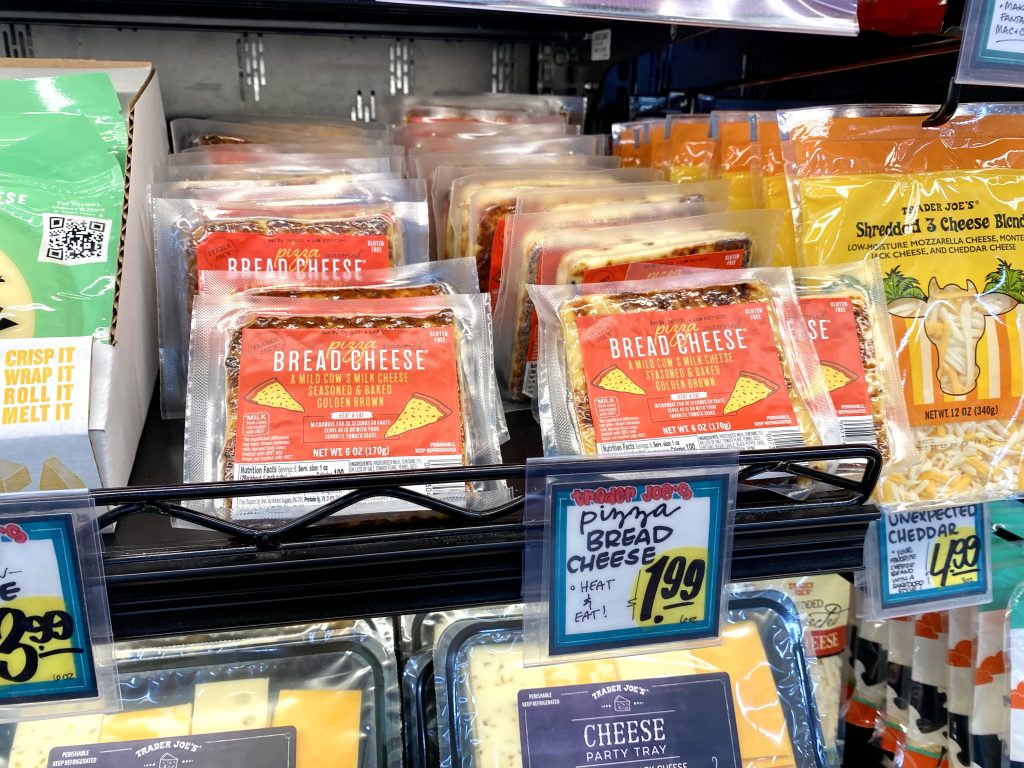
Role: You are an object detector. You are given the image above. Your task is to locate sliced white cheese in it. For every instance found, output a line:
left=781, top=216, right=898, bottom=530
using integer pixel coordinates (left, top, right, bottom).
left=11, top=715, right=102, bottom=768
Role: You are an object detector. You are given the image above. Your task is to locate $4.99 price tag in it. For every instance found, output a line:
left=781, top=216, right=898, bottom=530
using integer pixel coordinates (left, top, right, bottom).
left=872, top=504, right=991, bottom=617
left=543, top=468, right=734, bottom=658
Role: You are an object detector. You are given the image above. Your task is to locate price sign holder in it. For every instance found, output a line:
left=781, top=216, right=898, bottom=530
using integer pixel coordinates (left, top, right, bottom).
left=957, top=0, right=1024, bottom=86
left=522, top=453, right=737, bottom=665
left=0, top=492, right=119, bottom=722
left=862, top=504, right=992, bottom=619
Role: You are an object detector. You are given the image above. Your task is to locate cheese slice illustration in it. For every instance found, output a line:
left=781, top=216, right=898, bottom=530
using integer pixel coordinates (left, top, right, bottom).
left=592, top=364, right=646, bottom=395
left=723, top=372, right=779, bottom=414
left=0, top=249, right=35, bottom=339
left=39, top=457, right=85, bottom=491
left=820, top=361, right=858, bottom=392
left=244, top=377, right=304, bottom=412
left=385, top=393, right=451, bottom=438
left=0, top=460, right=30, bottom=493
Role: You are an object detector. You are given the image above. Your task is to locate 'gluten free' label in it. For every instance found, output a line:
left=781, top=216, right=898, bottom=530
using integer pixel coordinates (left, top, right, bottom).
left=518, top=674, right=740, bottom=768
left=878, top=504, right=989, bottom=610
left=549, top=476, right=729, bottom=656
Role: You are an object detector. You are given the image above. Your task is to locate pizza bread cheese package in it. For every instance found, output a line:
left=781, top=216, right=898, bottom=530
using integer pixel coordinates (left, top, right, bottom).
left=792, top=262, right=915, bottom=469
left=391, top=119, right=573, bottom=156
left=712, top=111, right=760, bottom=211
left=513, top=178, right=730, bottom=214
left=186, top=293, right=505, bottom=520
left=408, top=134, right=607, bottom=186
left=528, top=266, right=839, bottom=456
left=459, top=167, right=664, bottom=291
left=779, top=103, right=1024, bottom=507
left=386, top=93, right=583, bottom=126
left=199, top=257, right=480, bottom=299
left=170, top=117, right=382, bottom=151
left=152, top=179, right=429, bottom=418
left=150, top=173, right=398, bottom=198
left=444, top=165, right=649, bottom=269
left=428, top=155, right=620, bottom=259
left=751, top=112, right=800, bottom=267
left=171, top=143, right=400, bottom=165
left=158, top=154, right=403, bottom=179
left=496, top=209, right=781, bottom=401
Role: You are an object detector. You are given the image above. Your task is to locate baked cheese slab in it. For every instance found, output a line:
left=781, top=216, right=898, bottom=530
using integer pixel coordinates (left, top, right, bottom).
left=509, top=230, right=751, bottom=400
left=799, top=293, right=888, bottom=459
left=222, top=310, right=467, bottom=516
left=556, top=283, right=821, bottom=454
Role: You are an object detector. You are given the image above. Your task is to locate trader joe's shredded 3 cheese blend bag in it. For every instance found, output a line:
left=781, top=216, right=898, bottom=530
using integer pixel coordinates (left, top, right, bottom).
left=780, top=104, right=1024, bottom=508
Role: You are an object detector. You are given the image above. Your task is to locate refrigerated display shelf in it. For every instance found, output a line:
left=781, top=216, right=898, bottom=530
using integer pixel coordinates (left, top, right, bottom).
left=98, top=440, right=880, bottom=637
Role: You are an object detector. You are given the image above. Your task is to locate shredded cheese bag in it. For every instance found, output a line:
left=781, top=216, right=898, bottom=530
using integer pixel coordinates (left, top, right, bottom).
left=713, top=111, right=759, bottom=211
left=649, top=115, right=718, bottom=183
left=780, top=103, right=1024, bottom=508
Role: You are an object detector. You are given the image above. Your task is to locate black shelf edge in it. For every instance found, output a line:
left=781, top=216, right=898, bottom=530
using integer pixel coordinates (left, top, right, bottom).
left=102, top=503, right=879, bottom=638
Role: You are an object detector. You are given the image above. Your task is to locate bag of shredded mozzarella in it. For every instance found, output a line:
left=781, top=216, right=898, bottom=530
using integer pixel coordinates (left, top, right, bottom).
left=780, top=103, right=1024, bottom=509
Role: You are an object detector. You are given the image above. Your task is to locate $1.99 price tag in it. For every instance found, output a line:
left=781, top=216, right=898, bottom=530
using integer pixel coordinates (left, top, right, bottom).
left=0, top=514, right=98, bottom=706
left=549, top=474, right=731, bottom=656
left=877, top=504, right=990, bottom=612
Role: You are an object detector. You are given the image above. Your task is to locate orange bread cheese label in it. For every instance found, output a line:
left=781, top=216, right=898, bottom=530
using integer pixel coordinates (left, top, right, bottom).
left=581, top=248, right=747, bottom=284
left=800, top=297, right=872, bottom=421
left=235, top=325, right=463, bottom=475
left=196, top=232, right=390, bottom=283
left=577, top=303, right=802, bottom=452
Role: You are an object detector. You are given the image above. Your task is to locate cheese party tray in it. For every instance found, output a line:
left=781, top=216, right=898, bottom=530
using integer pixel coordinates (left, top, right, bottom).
left=0, top=619, right=401, bottom=768
left=431, top=590, right=826, bottom=768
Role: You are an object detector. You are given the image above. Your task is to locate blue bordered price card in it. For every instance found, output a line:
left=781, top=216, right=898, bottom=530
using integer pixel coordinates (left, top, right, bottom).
left=864, top=504, right=992, bottom=619
left=958, top=0, right=1024, bottom=85
left=522, top=454, right=737, bottom=664
left=0, top=493, right=119, bottom=721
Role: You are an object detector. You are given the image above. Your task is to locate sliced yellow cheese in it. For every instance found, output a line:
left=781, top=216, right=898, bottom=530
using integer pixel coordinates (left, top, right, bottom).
left=820, top=361, right=857, bottom=392
left=384, top=393, right=451, bottom=438
left=99, top=703, right=192, bottom=742
left=723, top=372, right=779, bottom=414
left=0, top=460, right=30, bottom=492
left=191, top=678, right=270, bottom=734
left=39, top=457, right=85, bottom=491
left=0, top=248, right=35, bottom=339
left=272, top=689, right=362, bottom=768
left=244, top=377, right=304, bottom=412
left=11, top=715, right=102, bottom=768
left=592, top=364, right=646, bottom=395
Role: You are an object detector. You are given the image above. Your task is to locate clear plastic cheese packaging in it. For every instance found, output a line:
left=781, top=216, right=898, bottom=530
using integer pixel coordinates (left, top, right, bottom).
left=152, top=179, right=429, bottom=419
left=391, top=120, right=573, bottom=154
left=514, top=178, right=731, bottom=214
left=2, top=619, right=401, bottom=768
left=402, top=649, right=437, bottom=768
left=496, top=209, right=783, bottom=402
left=432, top=589, right=828, bottom=768
left=186, top=292, right=507, bottom=520
left=156, top=155, right=403, bottom=180
left=171, top=144, right=400, bottom=164
left=527, top=265, right=840, bottom=457
left=200, top=257, right=481, bottom=298
left=170, top=117, right=382, bottom=151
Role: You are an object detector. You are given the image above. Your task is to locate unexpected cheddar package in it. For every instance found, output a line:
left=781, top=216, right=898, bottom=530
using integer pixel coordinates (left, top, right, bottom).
left=1, top=620, right=401, bottom=768
left=528, top=265, right=839, bottom=457
left=153, top=179, right=430, bottom=419
left=498, top=209, right=782, bottom=403
left=779, top=103, right=1024, bottom=508
left=186, top=292, right=506, bottom=520
left=433, top=590, right=828, bottom=768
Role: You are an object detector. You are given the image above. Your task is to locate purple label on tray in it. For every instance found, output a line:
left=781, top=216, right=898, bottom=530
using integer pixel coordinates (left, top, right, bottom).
left=517, top=673, right=740, bottom=768
left=48, top=727, right=297, bottom=768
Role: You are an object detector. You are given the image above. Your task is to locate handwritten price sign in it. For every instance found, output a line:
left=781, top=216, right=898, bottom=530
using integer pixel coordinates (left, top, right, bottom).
left=0, top=515, right=97, bottom=705
left=548, top=474, right=731, bottom=656
left=876, top=505, right=990, bottom=613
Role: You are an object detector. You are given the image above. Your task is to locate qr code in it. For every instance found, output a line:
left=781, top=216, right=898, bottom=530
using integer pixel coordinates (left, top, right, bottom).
left=38, top=214, right=112, bottom=265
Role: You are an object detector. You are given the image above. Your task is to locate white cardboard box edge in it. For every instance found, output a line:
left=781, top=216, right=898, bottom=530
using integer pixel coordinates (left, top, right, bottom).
left=0, top=59, right=168, bottom=487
